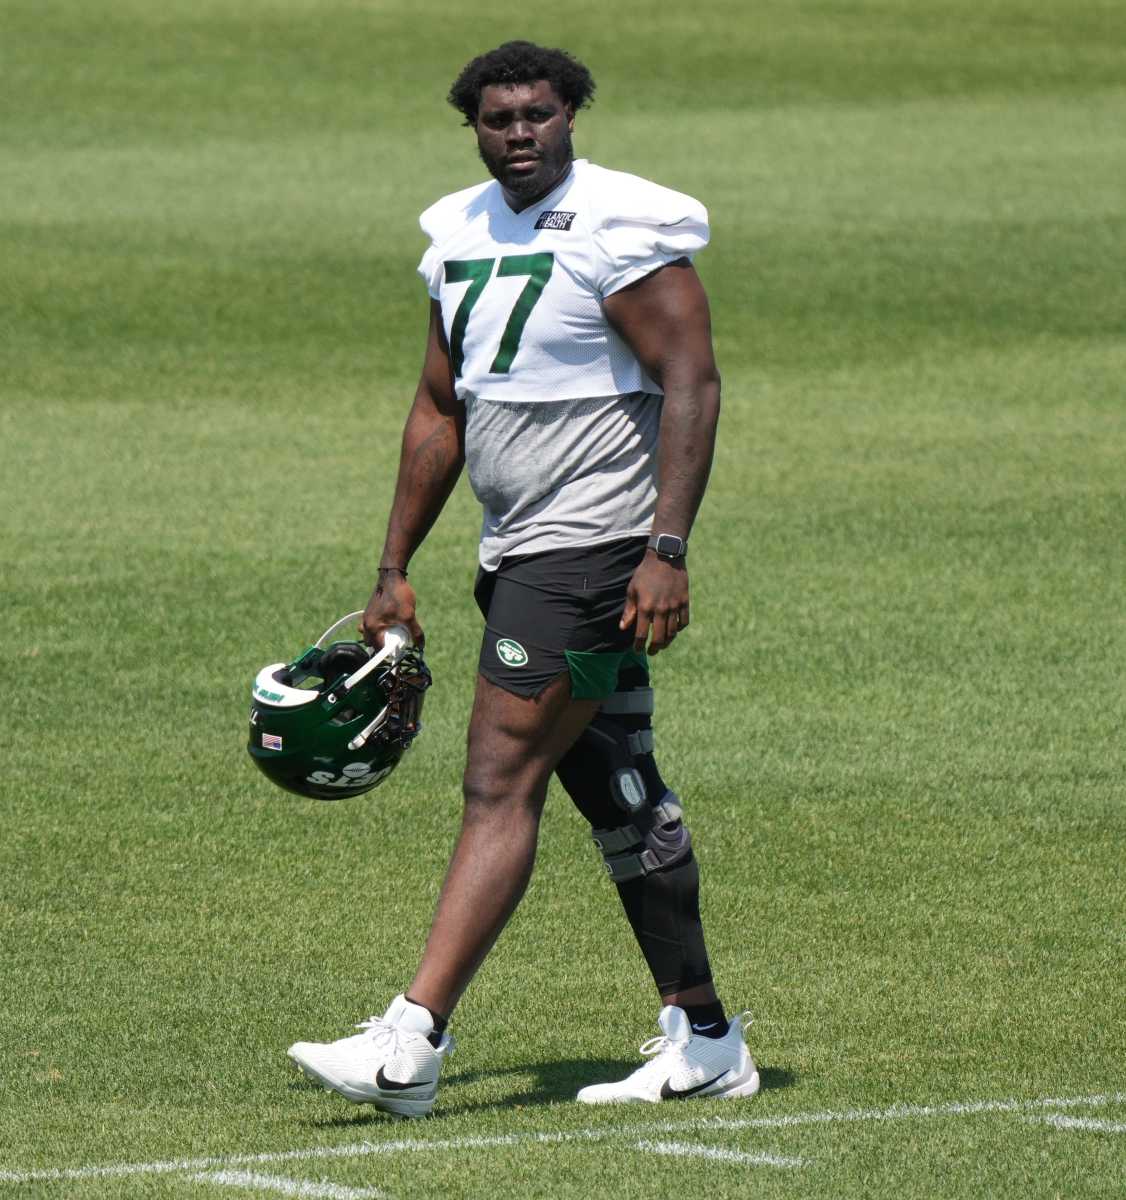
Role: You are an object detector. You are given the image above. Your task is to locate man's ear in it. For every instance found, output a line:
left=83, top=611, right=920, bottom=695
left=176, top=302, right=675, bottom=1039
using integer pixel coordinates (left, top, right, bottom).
left=566, top=106, right=575, bottom=132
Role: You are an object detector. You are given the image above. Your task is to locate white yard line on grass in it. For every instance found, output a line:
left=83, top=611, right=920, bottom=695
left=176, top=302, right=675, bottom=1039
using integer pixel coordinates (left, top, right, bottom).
left=636, top=1140, right=806, bottom=1168
left=1, top=1090, right=1122, bottom=1187
left=1028, top=1116, right=1126, bottom=1134
left=677, top=1091, right=1126, bottom=1133
left=194, top=1171, right=389, bottom=1199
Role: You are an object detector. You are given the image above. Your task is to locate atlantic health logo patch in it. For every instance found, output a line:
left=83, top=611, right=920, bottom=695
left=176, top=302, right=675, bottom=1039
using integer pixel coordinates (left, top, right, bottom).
left=534, top=210, right=576, bottom=231
left=496, top=638, right=529, bottom=667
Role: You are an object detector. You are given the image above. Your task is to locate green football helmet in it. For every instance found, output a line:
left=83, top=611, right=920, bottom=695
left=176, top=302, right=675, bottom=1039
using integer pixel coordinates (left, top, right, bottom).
left=247, top=613, right=431, bottom=801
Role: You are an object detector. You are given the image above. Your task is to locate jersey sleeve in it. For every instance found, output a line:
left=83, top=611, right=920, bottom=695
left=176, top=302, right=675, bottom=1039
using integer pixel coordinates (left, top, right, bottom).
left=417, top=239, right=443, bottom=299
left=416, top=182, right=494, bottom=300
left=416, top=200, right=446, bottom=299
left=590, top=178, right=710, bottom=297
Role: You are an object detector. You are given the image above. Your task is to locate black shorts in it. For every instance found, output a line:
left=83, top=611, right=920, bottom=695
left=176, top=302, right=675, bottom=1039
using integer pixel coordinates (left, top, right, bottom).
left=474, top=537, right=650, bottom=700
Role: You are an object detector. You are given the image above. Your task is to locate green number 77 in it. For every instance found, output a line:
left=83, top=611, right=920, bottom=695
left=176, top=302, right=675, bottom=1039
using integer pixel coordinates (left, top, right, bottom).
left=443, top=253, right=555, bottom=377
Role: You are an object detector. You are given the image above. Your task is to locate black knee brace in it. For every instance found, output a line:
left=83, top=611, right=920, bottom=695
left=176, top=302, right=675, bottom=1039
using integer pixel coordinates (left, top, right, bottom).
left=555, top=668, right=713, bottom=993
left=555, top=669, right=692, bottom=882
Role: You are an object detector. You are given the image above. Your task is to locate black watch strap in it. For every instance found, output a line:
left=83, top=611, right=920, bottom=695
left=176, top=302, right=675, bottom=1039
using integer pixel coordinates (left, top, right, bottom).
left=647, top=533, right=688, bottom=560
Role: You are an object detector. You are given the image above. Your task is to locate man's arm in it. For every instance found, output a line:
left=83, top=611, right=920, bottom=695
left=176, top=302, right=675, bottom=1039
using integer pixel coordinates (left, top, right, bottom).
left=362, top=300, right=464, bottom=648
left=603, top=259, right=721, bottom=654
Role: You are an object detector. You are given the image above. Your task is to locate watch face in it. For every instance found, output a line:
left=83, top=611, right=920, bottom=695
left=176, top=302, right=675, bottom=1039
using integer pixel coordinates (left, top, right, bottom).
left=654, top=534, right=685, bottom=557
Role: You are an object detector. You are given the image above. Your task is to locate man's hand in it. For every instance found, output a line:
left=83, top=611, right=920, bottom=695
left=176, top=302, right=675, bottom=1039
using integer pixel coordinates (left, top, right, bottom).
left=362, top=572, right=425, bottom=651
left=620, top=553, right=690, bottom=655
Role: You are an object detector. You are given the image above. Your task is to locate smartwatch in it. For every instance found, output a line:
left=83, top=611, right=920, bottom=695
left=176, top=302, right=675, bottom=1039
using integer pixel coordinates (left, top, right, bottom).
left=647, top=533, right=688, bottom=561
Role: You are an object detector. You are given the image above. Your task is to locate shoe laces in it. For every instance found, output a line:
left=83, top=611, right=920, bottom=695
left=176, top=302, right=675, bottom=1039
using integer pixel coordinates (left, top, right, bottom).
left=353, top=1016, right=408, bottom=1054
left=630, top=1032, right=689, bottom=1081
left=640, top=1033, right=680, bottom=1058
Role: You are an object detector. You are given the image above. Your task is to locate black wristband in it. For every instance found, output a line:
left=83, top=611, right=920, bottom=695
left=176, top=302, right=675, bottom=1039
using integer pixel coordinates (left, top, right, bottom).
left=378, top=566, right=408, bottom=578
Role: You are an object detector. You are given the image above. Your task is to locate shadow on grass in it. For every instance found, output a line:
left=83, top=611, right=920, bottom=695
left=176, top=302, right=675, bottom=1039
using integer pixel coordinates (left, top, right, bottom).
left=295, top=1058, right=798, bottom=1127
left=760, top=1065, right=798, bottom=1091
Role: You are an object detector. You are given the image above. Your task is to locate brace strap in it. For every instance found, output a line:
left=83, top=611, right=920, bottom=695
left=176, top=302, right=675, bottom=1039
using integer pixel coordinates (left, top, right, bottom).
left=604, top=847, right=660, bottom=882
left=591, top=794, right=684, bottom=857
left=600, top=806, right=691, bottom=882
left=599, top=687, right=655, bottom=716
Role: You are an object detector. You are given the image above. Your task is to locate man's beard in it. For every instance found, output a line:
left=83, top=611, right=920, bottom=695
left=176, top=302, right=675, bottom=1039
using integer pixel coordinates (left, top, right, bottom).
left=479, top=130, right=574, bottom=200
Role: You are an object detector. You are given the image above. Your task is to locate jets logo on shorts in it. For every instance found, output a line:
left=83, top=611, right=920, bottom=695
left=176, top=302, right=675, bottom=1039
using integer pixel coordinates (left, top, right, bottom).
left=496, top=638, right=529, bottom=667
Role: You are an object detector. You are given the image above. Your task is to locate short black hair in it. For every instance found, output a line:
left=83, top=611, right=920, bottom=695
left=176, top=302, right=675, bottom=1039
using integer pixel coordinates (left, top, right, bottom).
left=448, top=41, right=596, bottom=126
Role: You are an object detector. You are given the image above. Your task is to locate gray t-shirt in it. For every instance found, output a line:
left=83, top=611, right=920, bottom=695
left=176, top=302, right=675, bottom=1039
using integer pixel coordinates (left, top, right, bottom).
left=465, top=390, right=662, bottom=571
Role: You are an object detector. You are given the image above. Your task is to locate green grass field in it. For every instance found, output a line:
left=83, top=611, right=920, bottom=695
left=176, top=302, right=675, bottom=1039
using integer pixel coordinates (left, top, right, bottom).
left=3, top=1, right=1125, bottom=1196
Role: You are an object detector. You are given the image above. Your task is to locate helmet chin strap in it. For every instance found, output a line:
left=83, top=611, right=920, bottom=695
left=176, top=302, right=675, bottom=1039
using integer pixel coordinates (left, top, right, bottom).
left=314, top=612, right=412, bottom=667
left=315, top=610, right=368, bottom=648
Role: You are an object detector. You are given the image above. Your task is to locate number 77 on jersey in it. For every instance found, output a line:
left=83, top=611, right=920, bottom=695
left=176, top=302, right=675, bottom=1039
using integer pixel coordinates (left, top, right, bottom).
left=444, top=253, right=555, bottom=376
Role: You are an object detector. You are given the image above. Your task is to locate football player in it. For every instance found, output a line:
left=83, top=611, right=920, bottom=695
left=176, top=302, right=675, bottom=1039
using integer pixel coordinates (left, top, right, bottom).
left=288, top=40, right=758, bottom=1115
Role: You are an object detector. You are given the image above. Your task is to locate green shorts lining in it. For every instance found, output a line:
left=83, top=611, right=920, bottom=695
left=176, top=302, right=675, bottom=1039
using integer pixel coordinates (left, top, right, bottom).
left=564, top=648, right=649, bottom=700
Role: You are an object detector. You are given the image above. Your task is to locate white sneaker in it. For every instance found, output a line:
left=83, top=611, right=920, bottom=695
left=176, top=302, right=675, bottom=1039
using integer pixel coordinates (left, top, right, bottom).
left=576, top=1005, right=759, bottom=1104
left=287, top=994, right=453, bottom=1117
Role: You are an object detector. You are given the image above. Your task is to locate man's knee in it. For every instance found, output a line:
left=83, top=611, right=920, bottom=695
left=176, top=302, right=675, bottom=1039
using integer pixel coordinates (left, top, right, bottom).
left=461, top=728, right=554, bottom=817
left=554, top=677, right=692, bottom=881
left=460, top=753, right=539, bottom=816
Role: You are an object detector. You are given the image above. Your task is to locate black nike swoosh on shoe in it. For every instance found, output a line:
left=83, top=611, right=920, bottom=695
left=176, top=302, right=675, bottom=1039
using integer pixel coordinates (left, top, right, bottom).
left=659, top=1070, right=730, bottom=1100
left=375, top=1066, right=434, bottom=1092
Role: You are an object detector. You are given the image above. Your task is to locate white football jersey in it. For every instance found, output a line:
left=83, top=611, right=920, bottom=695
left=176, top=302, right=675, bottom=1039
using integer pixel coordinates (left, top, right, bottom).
left=417, top=159, right=709, bottom=403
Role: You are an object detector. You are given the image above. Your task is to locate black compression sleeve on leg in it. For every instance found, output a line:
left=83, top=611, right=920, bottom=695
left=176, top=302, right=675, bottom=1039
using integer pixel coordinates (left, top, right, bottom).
left=613, top=851, right=713, bottom=994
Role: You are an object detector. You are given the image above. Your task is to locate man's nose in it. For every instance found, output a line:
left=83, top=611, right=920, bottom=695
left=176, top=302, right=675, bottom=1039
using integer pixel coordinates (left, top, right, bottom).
left=507, top=118, right=534, bottom=143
